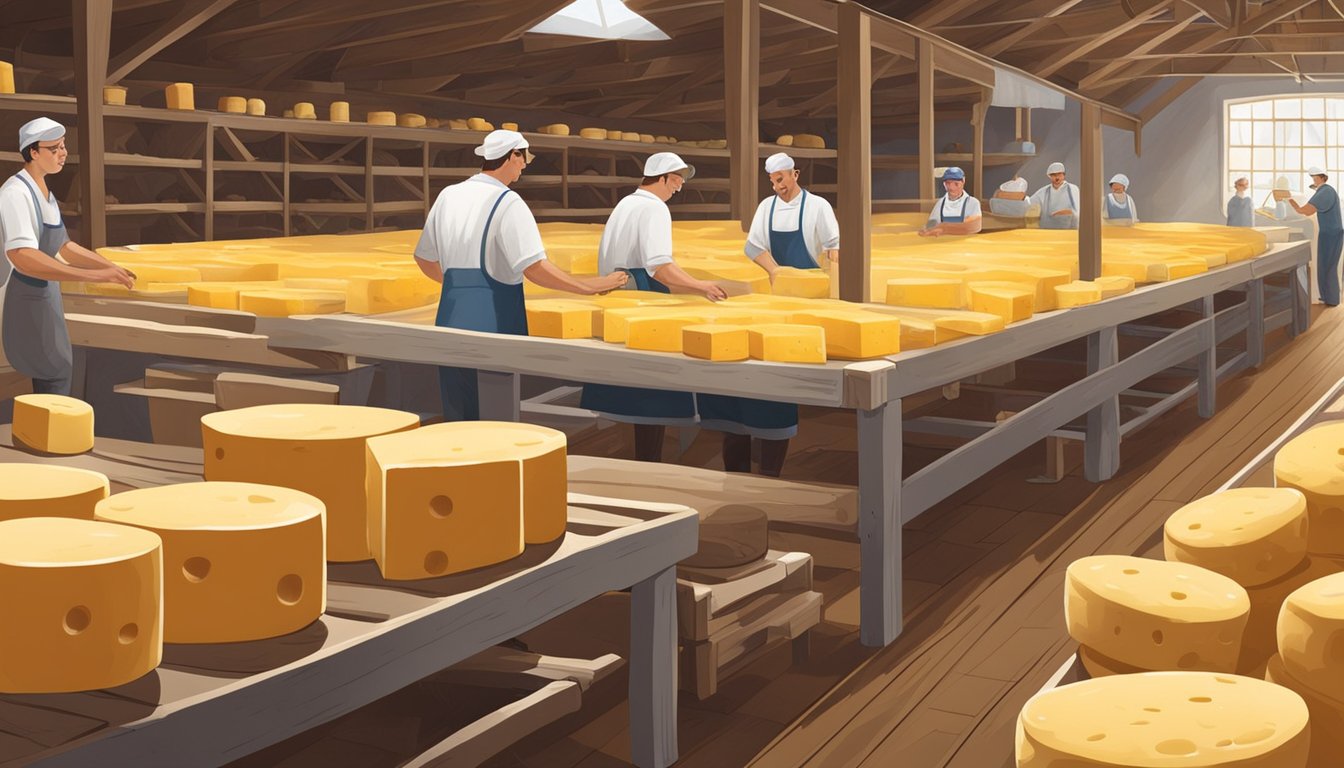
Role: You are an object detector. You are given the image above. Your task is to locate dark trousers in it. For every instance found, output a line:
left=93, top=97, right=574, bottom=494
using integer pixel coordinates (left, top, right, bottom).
left=31, top=375, right=71, bottom=396
left=438, top=366, right=479, bottom=422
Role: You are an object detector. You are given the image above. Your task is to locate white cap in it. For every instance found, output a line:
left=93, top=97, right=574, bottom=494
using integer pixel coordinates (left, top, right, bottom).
left=1109, top=173, right=1130, bottom=188
left=1308, top=166, right=1327, bottom=177
left=473, top=129, right=530, bottom=161
left=644, top=151, right=695, bottom=180
left=19, top=117, right=65, bottom=151
left=1047, top=162, right=1066, bottom=175
left=764, top=152, right=794, bottom=174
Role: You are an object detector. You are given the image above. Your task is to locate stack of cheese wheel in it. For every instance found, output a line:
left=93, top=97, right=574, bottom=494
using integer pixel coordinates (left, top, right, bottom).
left=1274, top=423, right=1344, bottom=565
left=0, top=464, right=109, bottom=521
left=1016, top=672, right=1310, bottom=767
left=1163, top=487, right=1324, bottom=675
left=201, top=404, right=420, bottom=562
left=13, top=393, right=95, bottom=454
left=1266, top=571, right=1344, bottom=765
left=95, top=482, right=325, bottom=643
left=1065, top=555, right=1250, bottom=677
left=0, top=517, right=163, bottom=692
left=365, top=421, right=568, bottom=580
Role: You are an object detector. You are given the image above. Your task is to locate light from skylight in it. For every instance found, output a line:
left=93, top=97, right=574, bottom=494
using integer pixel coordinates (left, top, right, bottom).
left=528, top=0, right=670, bottom=41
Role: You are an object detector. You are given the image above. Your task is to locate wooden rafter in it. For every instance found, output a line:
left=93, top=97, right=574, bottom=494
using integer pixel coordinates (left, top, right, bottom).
left=106, top=0, right=238, bottom=84
left=980, top=0, right=1088, bottom=57
left=1033, top=0, right=1175, bottom=78
left=1078, top=3, right=1203, bottom=91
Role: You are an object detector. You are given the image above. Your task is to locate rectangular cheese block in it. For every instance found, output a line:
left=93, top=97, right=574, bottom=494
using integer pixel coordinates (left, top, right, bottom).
left=525, top=300, right=600, bottom=339
left=546, top=248, right=598, bottom=275
left=238, top=289, right=346, bottom=317
left=747, top=324, right=827, bottom=364
left=789, top=310, right=900, bottom=359
left=217, top=96, right=246, bottom=113
left=625, top=315, right=706, bottom=353
left=1054, top=281, right=1103, bottom=308
left=771, top=267, right=830, bottom=299
left=885, top=278, right=964, bottom=309
left=967, top=282, right=1034, bottom=323
left=0, top=61, right=13, bottom=94
left=165, top=82, right=194, bottom=110
left=1095, top=275, right=1135, bottom=298
left=683, top=325, right=749, bottom=361
left=187, top=281, right=284, bottom=310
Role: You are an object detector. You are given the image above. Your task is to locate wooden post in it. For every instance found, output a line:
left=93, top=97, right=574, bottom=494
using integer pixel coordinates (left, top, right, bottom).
left=1085, top=326, right=1120, bottom=482
left=365, top=137, right=374, bottom=232
left=421, top=141, right=430, bottom=220
left=1079, top=102, right=1103, bottom=281
left=724, top=0, right=760, bottom=231
left=917, top=39, right=935, bottom=204
left=561, top=146, right=570, bottom=210
left=837, top=1, right=871, bottom=304
left=72, top=0, right=112, bottom=248
left=972, top=92, right=987, bottom=198
left=282, top=135, right=291, bottom=237
left=1197, top=295, right=1216, bottom=418
left=476, top=371, right=520, bottom=422
left=630, top=566, right=678, bottom=767
left=858, top=400, right=902, bottom=647
left=1247, top=278, right=1265, bottom=368
left=203, top=124, right=214, bottom=240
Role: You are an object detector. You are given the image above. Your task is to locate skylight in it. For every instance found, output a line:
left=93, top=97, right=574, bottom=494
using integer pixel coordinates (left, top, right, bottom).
left=528, top=0, right=670, bottom=41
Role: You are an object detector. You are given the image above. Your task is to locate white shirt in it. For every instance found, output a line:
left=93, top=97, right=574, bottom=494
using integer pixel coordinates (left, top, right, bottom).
left=744, top=189, right=840, bottom=260
left=1102, top=192, right=1139, bottom=222
left=1029, top=182, right=1081, bottom=216
left=598, top=189, right=675, bottom=275
left=1, top=169, right=63, bottom=254
left=413, top=174, right=545, bottom=285
left=927, top=193, right=982, bottom=225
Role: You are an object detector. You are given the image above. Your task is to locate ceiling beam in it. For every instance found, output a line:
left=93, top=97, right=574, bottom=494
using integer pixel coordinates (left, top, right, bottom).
left=106, top=0, right=238, bottom=84
left=1078, top=3, right=1203, bottom=91
left=981, top=0, right=1088, bottom=57
left=1034, top=0, right=1174, bottom=78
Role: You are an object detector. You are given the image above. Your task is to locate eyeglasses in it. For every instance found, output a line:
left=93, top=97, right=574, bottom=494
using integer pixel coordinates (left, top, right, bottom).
left=37, top=143, right=68, bottom=154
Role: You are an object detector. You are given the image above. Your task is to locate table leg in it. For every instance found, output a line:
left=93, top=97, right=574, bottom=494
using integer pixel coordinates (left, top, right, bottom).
left=1085, top=327, right=1120, bottom=482
left=858, top=400, right=902, bottom=647
left=1291, top=263, right=1310, bottom=337
left=630, top=566, right=677, bottom=768
left=1197, top=295, right=1216, bottom=419
left=477, top=370, right=520, bottom=421
left=1247, top=278, right=1265, bottom=369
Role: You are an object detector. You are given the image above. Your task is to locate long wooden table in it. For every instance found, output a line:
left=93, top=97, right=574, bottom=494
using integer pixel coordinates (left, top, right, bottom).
left=0, top=430, right=698, bottom=768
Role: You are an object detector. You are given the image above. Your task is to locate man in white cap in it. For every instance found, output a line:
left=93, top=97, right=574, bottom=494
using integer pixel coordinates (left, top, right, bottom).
left=1289, top=167, right=1342, bottom=306
left=414, top=128, right=628, bottom=421
left=918, top=166, right=981, bottom=237
left=1226, top=177, right=1253, bottom=227
left=579, top=151, right=726, bottom=463
left=1029, top=162, right=1080, bottom=229
left=743, top=152, right=839, bottom=278
left=1, top=117, right=134, bottom=395
left=1101, top=173, right=1138, bottom=224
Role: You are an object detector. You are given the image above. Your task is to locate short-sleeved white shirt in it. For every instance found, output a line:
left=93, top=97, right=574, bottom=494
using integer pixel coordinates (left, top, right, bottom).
left=927, top=193, right=982, bottom=225
left=744, top=190, right=840, bottom=260
left=413, top=174, right=546, bottom=285
left=1, top=169, right=63, bottom=254
left=598, top=189, right=674, bottom=275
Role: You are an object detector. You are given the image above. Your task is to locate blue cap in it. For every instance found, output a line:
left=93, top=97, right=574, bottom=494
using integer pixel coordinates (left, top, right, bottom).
left=941, top=167, right=965, bottom=181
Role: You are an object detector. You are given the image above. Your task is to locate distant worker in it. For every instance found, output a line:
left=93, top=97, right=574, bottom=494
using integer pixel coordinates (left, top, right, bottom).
left=1102, top=174, right=1138, bottom=224
left=580, top=152, right=727, bottom=462
left=1227, top=176, right=1254, bottom=227
left=744, top=152, right=839, bottom=279
left=1, top=117, right=135, bottom=395
left=1029, top=162, right=1080, bottom=230
left=414, top=129, right=628, bottom=421
left=918, top=166, right=982, bottom=237
left=1288, top=167, right=1342, bottom=307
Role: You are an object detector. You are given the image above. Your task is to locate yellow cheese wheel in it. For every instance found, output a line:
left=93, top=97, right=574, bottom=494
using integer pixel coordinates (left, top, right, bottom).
left=246, top=97, right=265, bottom=116
left=579, top=127, right=607, bottom=140
left=0, top=465, right=109, bottom=522
left=1275, top=423, right=1344, bottom=555
left=639, top=134, right=655, bottom=143
left=775, top=135, right=794, bottom=146
left=606, top=129, right=623, bottom=140
left=14, top=394, right=94, bottom=455
left=1164, top=488, right=1310, bottom=587
left=1240, top=556, right=1337, bottom=677
left=1265, top=653, right=1344, bottom=768
left=1016, top=672, right=1309, bottom=768
left=747, top=324, right=827, bottom=364
left=293, top=101, right=316, bottom=119
left=621, top=131, right=640, bottom=142
left=1065, top=555, right=1250, bottom=673
left=683, top=324, right=749, bottom=362
left=1278, top=571, right=1344, bottom=701
left=165, top=82, right=194, bottom=110
left=467, top=117, right=493, bottom=131
left=329, top=101, right=349, bottom=122
left=95, top=482, right=324, bottom=643
left=367, top=111, right=397, bottom=126
left=103, top=85, right=127, bottom=105
left=0, top=517, right=162, bottom=693
left=217, top=96, right=246, bottom=114
left=792, top=134, right=825, bottom=149
left=788, top=310, right=900, bottom=359
left=501, top=122, right=518, bottom=131
left=202, top=404, right=420, bottom=561
left=398, top=113, right=426, bottom=128
left=1077, top=644, right=1144, bottom=678
left=365, top=421, right=568, bottom=578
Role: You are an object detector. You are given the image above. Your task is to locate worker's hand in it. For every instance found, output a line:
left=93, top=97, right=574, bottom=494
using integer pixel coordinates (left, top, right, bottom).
left=588, top=272, right=628, bottom=295
left=1052, top=210, right=1074, bottom=217
left=826, top=250, right=839, bottom=264
left=114, top=264, right=136, bottom=282
left=94, top=267, right=135, bottom=288
left=701, top=281, right=728, bottom=302
left=918, top=227, right=942, bottom=238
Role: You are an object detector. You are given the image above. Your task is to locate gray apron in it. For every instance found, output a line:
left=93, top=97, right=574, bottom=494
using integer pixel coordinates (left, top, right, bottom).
left=2, top=174, right=73, bottom=394
left=1040, top=184, right=1078, bottom=230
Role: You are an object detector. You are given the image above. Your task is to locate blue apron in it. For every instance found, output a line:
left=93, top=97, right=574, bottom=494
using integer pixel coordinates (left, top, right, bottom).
left=766, top=190, right=817, bottom=269
left=1105, top=194, right=1134, bottom=223
left=435, top=188, right=528, bottom=421
left=1040, top=184, right=1077, bottom=230
left=2, top=174, right=73, bottom=394
left=1227, top=196, right=1254, bottom=227
left=938, top=194, right=967, bottom=224
left=579, top=268, right=697, bottom=425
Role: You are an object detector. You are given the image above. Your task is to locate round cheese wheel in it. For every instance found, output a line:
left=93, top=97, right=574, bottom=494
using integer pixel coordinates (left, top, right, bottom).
left=1164, top=487, right=1309, bottom=587
left=0, top=464, right=109, bottom=522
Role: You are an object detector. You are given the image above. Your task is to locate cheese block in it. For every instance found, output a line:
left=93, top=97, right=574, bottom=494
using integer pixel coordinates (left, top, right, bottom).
left=103, top=85, right=127, bottom=105
left=545, top=247, right=597, bottom=275
left=625, top=314, right=707, bottom=353
left=579, top=127, right=607, bottom=140
left=293, top=102, right=316, bottom=119
left=329, top=101, right=349, bottom=122
left=601, top=306, right=698, bottom=344
left=1077, top=644, right=1144, bottom=678
left=683, top=324, right=749, bottom=361
left=1065, top=555, right=1250, bottom=672
left=366, top=422, right=568, bottom=577
left=789, top=310, right=900, bottom=359
left=0, top=518, right=162, bottom=693
left=94, top=482, right=324, bottom=643
left=967, top=282, right=1034, bottom=322
left=502, top=122, right=518, bottom=131
left=187, top=280, right=285, bottom=310
left=165, top=82, right=194, bottom=110
left=792, top=134, right=825, bottom=149
left=772, top=267, right=830, bottom=299
left=0, top=465, right=109, bottom=522
left=1096, top=275, right=1135, bottom=298
left=1016, top=672, right=1310, bottom=768
left=657, top=135, right=675, bottom=144
left=747, top=325, right=827, bottom=364
left=283, top=276, right=437, bottom=315
left=282, top=109, right=294, bottom=118
left=217, top=96, right=246, bottom=114
left=467, top=117, right=493, bottom=131
left=885, top=277, right=964, bottom=309
left=1275, top=423, right=1344, bottom=555
left=14, top=394, right=95, bottom=455
left=246, top=97, right=266, bottom=116
left=543, top=123, right=571, bottom=136
left=0, top=61, right=13, bottom=94
left=1055, top=280, right=1103, bottom=308
left=202, top=404, right=420, bottom=561
left=367, top=111, right=397, bottom=126
left=398, top=113, right=426, bottom=128
left=526, top=300, right=600, bottom=339
left=426, top=118, right=441, bottom=128
left=238, top=288, right=346, bottom=317
left=448, top=118, right=469, bottom=130
left=776, top=135, right=794, bottom=146
left=1265, top=653, right=1344, bottom=768
left=606, top=129, right=623, bottom=140
left=1241, top=557, right=1337, bottom=677
left=1278, top=571, right=1344, bottom=700
left=640, top=134, right=655, bottom=143
left=1163, top=488, right=1310, bottom=587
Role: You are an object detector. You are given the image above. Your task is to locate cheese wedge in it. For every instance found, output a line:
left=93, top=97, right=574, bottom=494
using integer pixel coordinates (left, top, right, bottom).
left=0, top=518, right=162, bottom=693
left=789, top=310, right=900, bottom=359
left=165, top=82, right=194, bottom=110
left=13, top=394, right=94, bottom=455
left=747, top=324, right=827, bottom=364
left=1265, top=653, right=1344, bottom=768
left=1274, top=423, right=1344, bottom=556
left=1164, top=488, right=1310, bottom=587
left=1278, top=571, right=1344, bottom=701
left=683, top=324, right=749, bottom=361
left=0, top=465, right=109, bottom=522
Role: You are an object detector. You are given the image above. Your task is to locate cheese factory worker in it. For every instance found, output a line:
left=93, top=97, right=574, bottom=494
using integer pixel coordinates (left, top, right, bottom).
left=414, top=129, right=627, bottom=421
left=744, top=152, right=839, bottom=278
left=1, top=117, right=134, bottom=395
left=1226, top=177, right=1253, bottom=227
left=1289, top=167, right=1343, bottom=307
left=1102, top=173, right=1138, bottom=224
left=918, top=166, right=982, bottom=237
left=1029, top=162, right=1080, bottom=230
left=580, top=152, right=725, bottom=463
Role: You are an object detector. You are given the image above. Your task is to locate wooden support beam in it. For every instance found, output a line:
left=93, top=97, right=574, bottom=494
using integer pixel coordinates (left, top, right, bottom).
left=1078, top=4, right=1203, bottom=91
left=72, top=0, right=111, bottom=249
left=982, top=0, right=1087, bottom=57
left=106, top=0, right=238, bottom=84
left=204, top=124, right=214, bottom=240
left=971, top=92, right=986, bottom=198
left=724, top=0, right=760, bottom=231
left=1138, top=76, right=1202, bottom=123
left=917, top=39, right=935, bottom=203
left=837, top=1, right=871, bottom=305
left=1035, top=0, right=1173, bottom=78
left=1079, top=102, right=1102, bottom=282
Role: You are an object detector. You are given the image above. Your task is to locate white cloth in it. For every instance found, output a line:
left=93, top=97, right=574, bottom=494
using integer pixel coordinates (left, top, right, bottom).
left=1, top=170, right=62, bottom=253
left=990, top=68, right=1065, bottom=110
left=473, top=130, right=528, bottom=161
left=1030, top=182, right=1081, bottom=217
left=413, top=174, right=545, bottom=285
left=764, top=153, right=794, bottom=173
left=744, top=190, right=840, bottom=260
left=18, top=118, right=64, bottom=151
left=927, top=193, right=982, bottom=224
left=1103, top=193, right=1139, bottom=222
left=599, top=189, right=675, bottom=274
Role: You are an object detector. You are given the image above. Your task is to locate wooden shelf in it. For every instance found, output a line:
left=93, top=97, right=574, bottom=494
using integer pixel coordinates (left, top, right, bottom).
left=759, top=144, right=836, bottom=160
left=533, top=203, right=730, bottom=218
left=214, top=201, right=284, bottom=213
left=0, top=93, right=78, bottom=115
left=107, top=202, right=206, bottom=214
left=106, top=153, right=202, bottom=170
left=215, top=160, right=284, bottom=173
left=872, top=152, right=1036, bottom=170
left=290, top=201, right=423, bottom=214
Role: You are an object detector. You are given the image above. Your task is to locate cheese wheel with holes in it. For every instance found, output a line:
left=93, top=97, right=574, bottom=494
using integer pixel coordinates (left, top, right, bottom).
left=1274, top=423, right=1344, bottom=555
left=365, top=422, right=568, bottom=580
left=13, top=394, right=94, bottom=454
left=0, top=465, right=109, bottom=522
left=1265, top=653, right=1344, bottom=767
left=1278, top=571, right=1344, bottom=701
left=0, top=517, right=162, bottom=693
left=1164, top=487, right=1310, bottom=587
left=202, top=405, right=420, bottom=561
left=1065, top=555, right=1250, bottom=673
left=95, top=482, right=324, bottom=643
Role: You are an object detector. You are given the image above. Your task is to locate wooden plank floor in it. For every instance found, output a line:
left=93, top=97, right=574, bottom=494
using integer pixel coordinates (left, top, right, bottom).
left=474, top=303, right=1344, bottom=768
